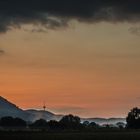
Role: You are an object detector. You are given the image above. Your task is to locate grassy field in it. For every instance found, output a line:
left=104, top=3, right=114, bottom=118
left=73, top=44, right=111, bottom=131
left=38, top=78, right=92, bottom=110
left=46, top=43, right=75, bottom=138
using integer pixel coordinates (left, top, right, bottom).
left=0, top=130, right=140, bottom=140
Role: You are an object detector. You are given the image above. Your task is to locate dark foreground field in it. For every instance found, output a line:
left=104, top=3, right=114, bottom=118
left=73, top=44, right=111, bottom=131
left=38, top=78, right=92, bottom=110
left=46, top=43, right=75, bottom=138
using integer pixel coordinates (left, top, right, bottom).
left=0, top=130, right=140, bottom=140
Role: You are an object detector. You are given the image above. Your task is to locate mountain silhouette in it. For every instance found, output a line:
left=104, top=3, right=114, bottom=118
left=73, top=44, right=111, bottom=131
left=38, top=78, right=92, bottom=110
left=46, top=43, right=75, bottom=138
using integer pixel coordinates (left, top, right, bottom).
left=0, top=96, right=33, bottom=121
left=26, top=109, right=63, bottom=122
left=0, top=96, right=62, bottom=122
left=0, top=96, right=125, bottom=124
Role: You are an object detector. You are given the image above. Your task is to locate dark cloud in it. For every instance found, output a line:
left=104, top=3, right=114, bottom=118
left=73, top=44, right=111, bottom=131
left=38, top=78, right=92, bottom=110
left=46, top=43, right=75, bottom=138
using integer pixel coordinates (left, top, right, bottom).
left=0, top=0, right=140, bottom=32
left=24, top=27, right=48, bottom=33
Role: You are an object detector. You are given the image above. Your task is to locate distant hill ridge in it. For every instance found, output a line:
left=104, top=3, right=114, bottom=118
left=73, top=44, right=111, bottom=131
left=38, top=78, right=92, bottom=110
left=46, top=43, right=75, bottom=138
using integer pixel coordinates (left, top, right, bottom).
left=0, top=96, right=33, bottom=121
left=0, top=96, right=19, bottom=109
left=0, top=96, right=126, bottom=124
left=0, top=96, right=63, bottom=122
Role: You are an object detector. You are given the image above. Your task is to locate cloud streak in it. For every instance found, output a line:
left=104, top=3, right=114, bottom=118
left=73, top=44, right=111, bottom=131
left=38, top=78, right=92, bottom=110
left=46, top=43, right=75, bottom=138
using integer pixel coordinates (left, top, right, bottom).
left=0, top=50, right=5, bottom=55
left=129, top=27, right=140, bottom=36
left=52, top=106, right=86, bottom=114
left=0, top=0, right=140, bottom=32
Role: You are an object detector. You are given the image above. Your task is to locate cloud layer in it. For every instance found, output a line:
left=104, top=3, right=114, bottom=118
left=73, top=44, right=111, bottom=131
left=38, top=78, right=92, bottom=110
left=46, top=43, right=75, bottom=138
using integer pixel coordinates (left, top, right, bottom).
left=0, top=0, right=140, bottom=32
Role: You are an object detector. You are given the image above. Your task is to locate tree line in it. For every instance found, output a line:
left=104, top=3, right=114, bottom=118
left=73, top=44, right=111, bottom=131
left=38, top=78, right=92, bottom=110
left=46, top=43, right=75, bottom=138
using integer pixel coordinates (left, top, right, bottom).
left=0, top=107, right=140, bottom=130
left=0, top=114, right=99, bottom=130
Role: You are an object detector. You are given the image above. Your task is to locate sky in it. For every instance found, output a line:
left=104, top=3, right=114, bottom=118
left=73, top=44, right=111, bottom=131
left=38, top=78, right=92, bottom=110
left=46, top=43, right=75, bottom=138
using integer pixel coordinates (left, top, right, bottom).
left=0, top=0, right=140, bottom=118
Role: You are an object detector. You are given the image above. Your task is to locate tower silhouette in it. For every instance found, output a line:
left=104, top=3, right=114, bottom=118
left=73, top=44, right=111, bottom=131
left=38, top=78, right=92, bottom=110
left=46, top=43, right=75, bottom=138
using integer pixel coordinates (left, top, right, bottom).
left=43, top=102, right=46, bottom=111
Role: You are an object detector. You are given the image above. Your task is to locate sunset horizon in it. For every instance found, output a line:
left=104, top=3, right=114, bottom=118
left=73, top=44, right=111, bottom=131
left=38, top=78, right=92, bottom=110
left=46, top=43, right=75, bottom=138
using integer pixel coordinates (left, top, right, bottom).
left=1, top=0, right=140, bottom=119
left=0, top=95, right=127, bottom=119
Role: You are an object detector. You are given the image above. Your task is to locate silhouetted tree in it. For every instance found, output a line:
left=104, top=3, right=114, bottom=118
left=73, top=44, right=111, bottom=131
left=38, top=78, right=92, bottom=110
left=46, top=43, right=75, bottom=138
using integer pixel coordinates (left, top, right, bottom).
left=126, top=107, right=140, bottom=129
left=88, top=122, right=99, bottom=129
left=116, top=122, right=126, bottom=129
left=0, top=116, right=14, bottom=127
left=83, top=121, right=90, bottom=127
left=59, top=114, right=81, bottom=129
left=14, top=117, right=26, bottom=127
left=30, top=119, right=47, bottom=129
left=47, top=120, right=60, bottom=130
left=0, top=116, right=26, bottom=127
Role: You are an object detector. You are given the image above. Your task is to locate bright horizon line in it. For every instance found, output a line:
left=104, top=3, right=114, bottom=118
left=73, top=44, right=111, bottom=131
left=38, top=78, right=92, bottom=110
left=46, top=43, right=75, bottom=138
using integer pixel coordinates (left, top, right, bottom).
left=1, top=96, right=129, bottom=118
left=22, top=107, right=127, bottom=119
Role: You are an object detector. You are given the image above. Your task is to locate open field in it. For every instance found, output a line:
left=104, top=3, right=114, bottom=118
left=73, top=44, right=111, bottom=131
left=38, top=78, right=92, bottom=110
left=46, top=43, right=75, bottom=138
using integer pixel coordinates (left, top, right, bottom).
left=0, top=130, right=140, bottom=140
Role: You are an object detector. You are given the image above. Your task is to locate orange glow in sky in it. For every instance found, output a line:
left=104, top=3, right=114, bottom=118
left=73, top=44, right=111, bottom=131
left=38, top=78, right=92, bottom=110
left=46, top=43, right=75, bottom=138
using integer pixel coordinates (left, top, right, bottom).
left=0, top=23, right=140, bottom=118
